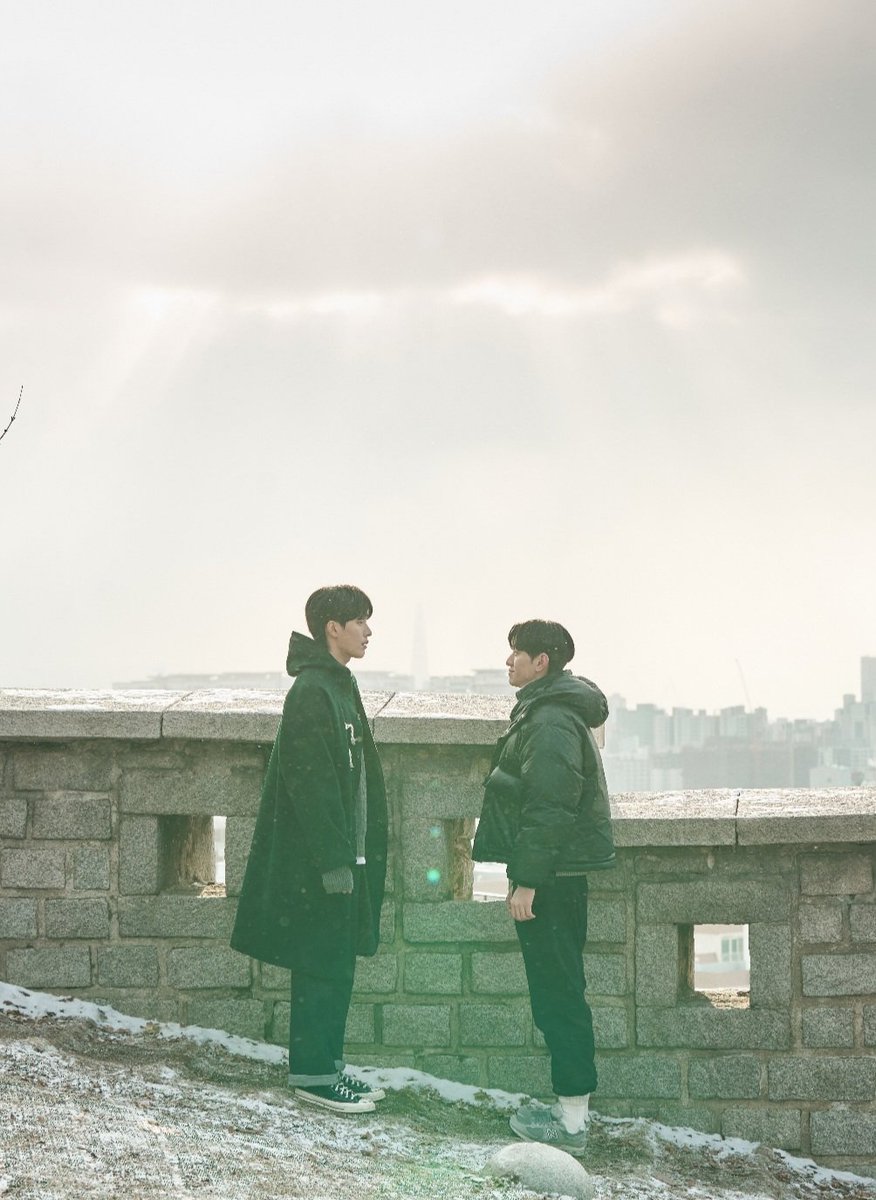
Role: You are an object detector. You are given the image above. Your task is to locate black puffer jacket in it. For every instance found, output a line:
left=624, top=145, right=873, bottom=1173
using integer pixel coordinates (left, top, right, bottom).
left=472, top=671, right=614, bottom=887
left=230, top=633, right=388, bottom=973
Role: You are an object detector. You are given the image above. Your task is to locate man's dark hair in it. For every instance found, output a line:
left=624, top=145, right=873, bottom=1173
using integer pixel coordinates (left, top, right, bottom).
left=508, top=619, right=575, bottom=674
left=305, top=585, right=373, bottom=645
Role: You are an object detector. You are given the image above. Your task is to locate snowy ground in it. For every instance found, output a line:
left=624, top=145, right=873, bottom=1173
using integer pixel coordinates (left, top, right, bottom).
left=0, top=984, right=873, bottom=1200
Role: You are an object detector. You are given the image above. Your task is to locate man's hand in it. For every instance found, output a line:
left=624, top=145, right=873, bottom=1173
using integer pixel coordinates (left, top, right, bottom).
left=507, top=885, right=536, bottom=921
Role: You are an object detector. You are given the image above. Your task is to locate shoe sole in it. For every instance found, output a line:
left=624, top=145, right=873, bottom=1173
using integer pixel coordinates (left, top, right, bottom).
left=340, top=1079, right=386, bottom=1101
left=294, top=1088, right=376, bottom=1114
left=509, top=1114, right=588, bottom=1158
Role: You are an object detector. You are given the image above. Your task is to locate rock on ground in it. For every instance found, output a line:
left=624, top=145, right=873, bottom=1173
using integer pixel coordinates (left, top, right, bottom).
left=485, top=1141, right=596, bottom=1200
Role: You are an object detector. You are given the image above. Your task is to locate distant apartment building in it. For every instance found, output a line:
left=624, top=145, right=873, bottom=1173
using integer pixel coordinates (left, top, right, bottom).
left=602, top=658, right=875, bottom=792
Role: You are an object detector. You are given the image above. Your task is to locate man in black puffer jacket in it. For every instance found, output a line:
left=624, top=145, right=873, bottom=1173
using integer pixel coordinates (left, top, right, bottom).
left=472, top=619, right=614, bottom=1156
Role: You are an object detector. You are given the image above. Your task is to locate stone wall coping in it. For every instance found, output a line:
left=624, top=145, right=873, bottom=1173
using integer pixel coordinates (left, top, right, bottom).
left=0, top=687, right=509, bottom=744
left=1, top=689, right=874, bottom=845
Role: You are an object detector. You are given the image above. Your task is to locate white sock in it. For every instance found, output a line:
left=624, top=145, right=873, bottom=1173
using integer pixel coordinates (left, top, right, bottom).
left=554, top=1094, right=590, bottom=1134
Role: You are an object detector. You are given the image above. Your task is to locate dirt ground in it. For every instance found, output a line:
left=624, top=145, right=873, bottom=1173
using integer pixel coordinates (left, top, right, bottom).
left=0, top=1008, right=873, bottom=1200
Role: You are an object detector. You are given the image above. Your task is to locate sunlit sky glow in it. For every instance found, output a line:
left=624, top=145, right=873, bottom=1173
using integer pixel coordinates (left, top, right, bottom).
left=1, top=0, right=874, bottom=719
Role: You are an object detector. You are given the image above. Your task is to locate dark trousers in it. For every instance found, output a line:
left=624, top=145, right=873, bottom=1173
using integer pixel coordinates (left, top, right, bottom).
left=514, top=875, right=597, bottom=1097
left=288, top=967, right=356, bottom=1086
left=288, top=880, right=360, bottom=1087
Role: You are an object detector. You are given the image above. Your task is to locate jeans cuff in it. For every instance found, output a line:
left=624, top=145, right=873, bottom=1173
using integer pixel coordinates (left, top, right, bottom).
left=288, top=1070, right=339, bottom=1087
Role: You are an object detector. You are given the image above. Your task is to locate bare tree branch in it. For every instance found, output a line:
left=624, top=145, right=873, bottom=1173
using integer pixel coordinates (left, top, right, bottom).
left=0, top=386, right=24, bottom=444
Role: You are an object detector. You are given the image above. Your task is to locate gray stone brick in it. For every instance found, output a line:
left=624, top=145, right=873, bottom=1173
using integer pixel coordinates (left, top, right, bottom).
left=269, top=1001, right=290, bottom=1046
left=185, top=998, right=266, bottom=1041
left=584, top=952, right=627, bottom=996
left=596, top=1055, right=681, bottom=1099
left=98, top=946, right=159, bottom=988
left=120, top=764, right=262, bottom=816
left=799, top=903, right=843, bottom=943
left=399, top=768, right=485, bottom=819
left=31, top=792, right=111, bottom=840
left=260, top=962, right=290, bottom=991
left=802, top=953, right=876, bottom=996
left=587, top=898, right=627, bottom=942
left=749, top=923, right=791, bottom=1007
left=167, top=946, right=251, bottom=989
left=118, top=816, right=161, bottom=895
left=405, top=953, right=463, bottom=995
left=654, top=1105, right=721, bottom=1135
left=403, top=900, right=515, bottom=943
left=382, top=1004, right=451, bottom=1047
left=811, top=1111, right=876, bottom=1157
left=849, top=903, right=876, bottom=942
left=379, top=898, right=396, bottom=944
left=6, top=946, right=92, bottom=988
left=486, top=1054, right=551, bottom=1097
left=353, top=954, right=398, bottom=994
left=45, top=898, right=110, bottom=939
left=345, top=1004, right=376, bottom=1043
left=0, top=898, right=37, bottom=938
left=688, top=1056, right=761, bottom=1099
left=118, top=895, right=235, bottom=939
left=801, top=1006, right=854, bottom=1048
left=637, top=880, right=789, bottom=924
left=460, top=1003, right=528, bottom=1047
left=865, top=1005, right=876, bottom=1046
left=721, top=1107, right=801, bottom=1150
left=470, top=952, right=527, bottom=994
left=0, top=796, right=27, bottom=838
left=92, top=994, right=179, bottom=1024
left=401, top=817, right=454, bottom=901
left=592, top=1006, right=628, bottom=1049
left=800, top=852, right=873, bottom=896
left=1, top=847, right=65, bottom=889
left=636, top=1006, right=789, bottom=1050
left=419, top=1055, right=482, bottom=1086
left=73, top=847, right=110, bottom=891
left=13, top=746, right=114, bottom=792
left=769, top=1056, right=876, bottom=1101
left=223, top=816, right=256, bottom=897
left=636, top=925, right=680, bottom=1006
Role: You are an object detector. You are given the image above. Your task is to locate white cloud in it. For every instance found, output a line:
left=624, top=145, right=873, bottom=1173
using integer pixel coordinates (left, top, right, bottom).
left=449, top=251, right=745, bottom=321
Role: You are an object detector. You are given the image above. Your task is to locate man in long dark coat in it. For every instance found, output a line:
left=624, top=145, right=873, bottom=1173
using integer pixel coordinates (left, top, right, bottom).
left=231, top=584, right=388, bottom=1113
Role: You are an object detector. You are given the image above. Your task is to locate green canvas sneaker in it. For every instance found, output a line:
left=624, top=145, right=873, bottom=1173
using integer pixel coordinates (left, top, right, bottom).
left=509, top=1102, right=590, bottom=1157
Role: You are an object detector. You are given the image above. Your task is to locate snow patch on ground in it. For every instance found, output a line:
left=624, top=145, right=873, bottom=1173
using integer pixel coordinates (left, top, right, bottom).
left=1, top=982, right=873, bottom=1200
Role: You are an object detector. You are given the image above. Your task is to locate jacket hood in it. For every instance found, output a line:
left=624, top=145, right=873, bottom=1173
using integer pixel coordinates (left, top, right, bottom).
left=512, top=670, right=608, bottom=729
left=286, top=631, right=349, bottom=677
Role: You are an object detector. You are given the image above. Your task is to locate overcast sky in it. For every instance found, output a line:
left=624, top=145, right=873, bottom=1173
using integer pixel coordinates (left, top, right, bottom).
left=1, top=0, right=874, bottom=719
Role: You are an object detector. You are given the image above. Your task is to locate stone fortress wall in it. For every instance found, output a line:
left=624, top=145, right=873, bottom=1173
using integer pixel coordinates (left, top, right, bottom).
left=0, top=689, right=874, bottom=1177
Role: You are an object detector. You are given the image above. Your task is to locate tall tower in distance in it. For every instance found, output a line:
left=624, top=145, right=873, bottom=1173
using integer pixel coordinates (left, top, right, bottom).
left=862, top=656, right=876, bottom=704
left=412, top=604, right=429, bottom=692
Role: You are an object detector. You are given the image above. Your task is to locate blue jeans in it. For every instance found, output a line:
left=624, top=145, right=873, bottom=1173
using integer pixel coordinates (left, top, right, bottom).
left=514, top=875, right=597, bottom=1096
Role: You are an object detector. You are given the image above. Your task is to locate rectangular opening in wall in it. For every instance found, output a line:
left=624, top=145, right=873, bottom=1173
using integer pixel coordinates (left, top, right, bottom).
left=159, top=815, right=224, bottom=896
left=468, top=818, right=506, bottom=902
left=213, top=816, right=226, bottom=887
left=693, top=924, right=750, bottom=1000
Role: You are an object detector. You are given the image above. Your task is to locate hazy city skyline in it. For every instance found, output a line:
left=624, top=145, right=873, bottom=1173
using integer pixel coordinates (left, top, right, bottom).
left=2, top=0, right=874, bottom=721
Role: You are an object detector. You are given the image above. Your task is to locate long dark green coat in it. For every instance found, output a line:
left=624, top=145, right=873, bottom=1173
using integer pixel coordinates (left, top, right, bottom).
left=230, top=633, right=388, bottom=976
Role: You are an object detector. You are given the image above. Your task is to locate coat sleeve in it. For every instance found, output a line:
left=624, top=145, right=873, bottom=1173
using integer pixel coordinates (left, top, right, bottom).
left=507, top=707, right=584, bottom=887
left=277, top=686, right=355, bottom=874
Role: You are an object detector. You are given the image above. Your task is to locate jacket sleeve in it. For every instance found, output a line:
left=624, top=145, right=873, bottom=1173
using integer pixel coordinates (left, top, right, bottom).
left=507, top=708, right=585, bottom=887
left=277, top=686, right=355, bottom=874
